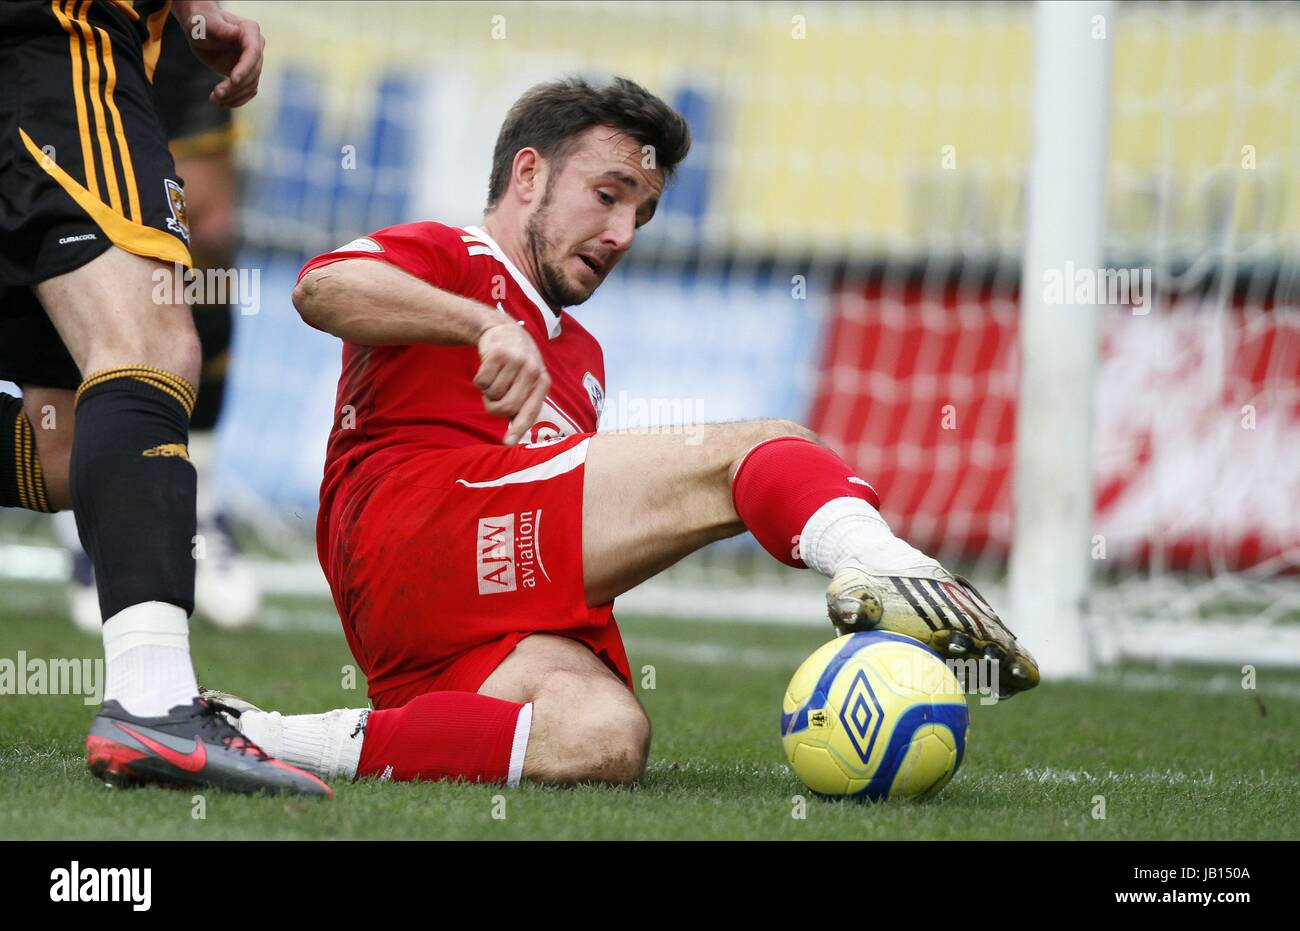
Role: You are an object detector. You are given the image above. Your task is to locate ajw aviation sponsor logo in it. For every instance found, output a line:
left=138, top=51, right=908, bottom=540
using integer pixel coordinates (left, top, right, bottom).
left=476, top=510, right=547, bottom=594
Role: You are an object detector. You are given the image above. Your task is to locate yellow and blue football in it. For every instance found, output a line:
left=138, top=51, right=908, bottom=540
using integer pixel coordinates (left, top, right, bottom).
left=781, top=630, right=969, bottom=801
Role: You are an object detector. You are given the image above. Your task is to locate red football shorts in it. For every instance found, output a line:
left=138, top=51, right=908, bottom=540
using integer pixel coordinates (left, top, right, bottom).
left=320, top=432, right=631, bottom=710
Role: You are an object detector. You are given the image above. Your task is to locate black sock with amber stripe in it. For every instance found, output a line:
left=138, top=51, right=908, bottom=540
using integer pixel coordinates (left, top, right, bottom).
left=0, top=393, right=52, bottom=512
left=72, top=367, right=198, bottom=621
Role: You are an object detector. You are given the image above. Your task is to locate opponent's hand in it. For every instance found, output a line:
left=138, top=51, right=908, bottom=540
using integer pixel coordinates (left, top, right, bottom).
left=474, top=320, right=550, bottom=447
left=174, top=1, right=265, bottom=107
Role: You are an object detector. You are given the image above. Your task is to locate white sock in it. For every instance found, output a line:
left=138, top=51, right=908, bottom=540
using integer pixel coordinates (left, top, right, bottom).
left=800, top=497, right=942, bottom=577
left=102, top=602, right=199, bottom=717
left=238, top=707, right=368, bottom=781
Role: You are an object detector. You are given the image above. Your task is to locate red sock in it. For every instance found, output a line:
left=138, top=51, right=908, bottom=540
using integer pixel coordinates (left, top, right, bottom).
left=731, top=436, right=880, bottom=568
left=356, top=691, right=532, bottom=784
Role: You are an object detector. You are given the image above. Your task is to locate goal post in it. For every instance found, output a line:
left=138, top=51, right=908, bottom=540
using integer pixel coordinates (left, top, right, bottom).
left=1008, top=0, right=1114, bottom=680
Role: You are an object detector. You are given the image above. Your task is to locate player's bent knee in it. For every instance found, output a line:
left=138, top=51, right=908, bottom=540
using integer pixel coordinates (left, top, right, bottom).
left=727, top=419, right=821, bottom=482
left=531, top=676, right=650, bottom=786
left=567, top=701, right=649, bottom=787
left=763, top=418, right=819, bottom=445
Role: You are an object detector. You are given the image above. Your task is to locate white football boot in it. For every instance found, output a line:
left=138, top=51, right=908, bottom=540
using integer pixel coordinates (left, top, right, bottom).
left=826, top=559, right=1040, bottom=698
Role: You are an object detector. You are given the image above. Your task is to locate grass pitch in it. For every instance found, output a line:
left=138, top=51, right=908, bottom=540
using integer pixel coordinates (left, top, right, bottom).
left=2, top=580, right=1297, bottom=840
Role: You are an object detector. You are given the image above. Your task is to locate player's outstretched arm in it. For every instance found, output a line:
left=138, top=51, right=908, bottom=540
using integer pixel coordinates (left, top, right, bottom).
left=172, top=0, right=265, bottom=107
left=294, top=260, right=550, bottom=445
left=296, top=259, right=502, bottom=345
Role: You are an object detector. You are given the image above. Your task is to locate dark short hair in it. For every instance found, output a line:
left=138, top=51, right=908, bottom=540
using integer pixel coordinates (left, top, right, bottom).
left=485, top=75, right=691, bottom=210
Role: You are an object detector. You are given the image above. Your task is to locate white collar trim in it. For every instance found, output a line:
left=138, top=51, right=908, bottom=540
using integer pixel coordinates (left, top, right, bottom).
left=463, top=224, right=563, bottom=339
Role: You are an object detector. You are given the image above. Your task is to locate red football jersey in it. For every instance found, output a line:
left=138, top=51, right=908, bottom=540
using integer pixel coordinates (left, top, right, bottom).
left=297, top=221, right=608, bottom=524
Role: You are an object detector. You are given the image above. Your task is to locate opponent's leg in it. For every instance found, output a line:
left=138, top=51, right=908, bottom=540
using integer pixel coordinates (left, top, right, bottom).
left=3, top=0, right=323, bottom=794
left=0, top=386, right=73, bottom=513
left=36, top=247, right=202, bottom=714
left=45, top=149, right=255, bottom=630
left=582, top=421, right=1039, bottom=696
left=1, top=387, right=105, bottom=633
left=21, top=387, right=74, bottom=511
left=35, top=250, right=328, bottom=795
left=0, top=385, right=97, bottom=630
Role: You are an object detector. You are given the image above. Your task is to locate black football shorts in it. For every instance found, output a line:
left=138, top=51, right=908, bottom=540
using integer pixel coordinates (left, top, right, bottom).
left=0, top=0, right=193, bottom=389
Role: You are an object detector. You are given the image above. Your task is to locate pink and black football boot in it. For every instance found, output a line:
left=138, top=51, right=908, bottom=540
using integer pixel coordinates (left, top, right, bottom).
left=87, top=697, right=332, bottom=797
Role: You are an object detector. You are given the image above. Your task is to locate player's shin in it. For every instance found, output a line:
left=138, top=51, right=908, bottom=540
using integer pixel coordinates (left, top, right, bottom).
left=357, top=692, right=533, bottom=785
left=731, top=435, right=936, bottom=576
left=72, top=367, right=201, bottom=717
left=235, top=692, right=532, bottom=784
left=731, top=438, right=1037, bottom=694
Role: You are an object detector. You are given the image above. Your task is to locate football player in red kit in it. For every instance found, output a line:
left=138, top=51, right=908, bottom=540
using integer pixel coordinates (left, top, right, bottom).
left=204, top=76, right=1038, bottom=789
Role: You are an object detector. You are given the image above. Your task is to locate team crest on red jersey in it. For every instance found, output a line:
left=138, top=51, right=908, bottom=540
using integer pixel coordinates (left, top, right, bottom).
left=582, top=371, right=605, bottom=418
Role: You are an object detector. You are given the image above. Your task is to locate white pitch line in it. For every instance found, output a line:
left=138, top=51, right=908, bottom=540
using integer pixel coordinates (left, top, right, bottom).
left=640, top=762, right=1273, bottom=792
left=1016, top=768, right=1219, bottom=787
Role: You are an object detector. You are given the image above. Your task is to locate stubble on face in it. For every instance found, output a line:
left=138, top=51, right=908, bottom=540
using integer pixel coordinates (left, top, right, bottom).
left=524, top=178, right=589, bottom=309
